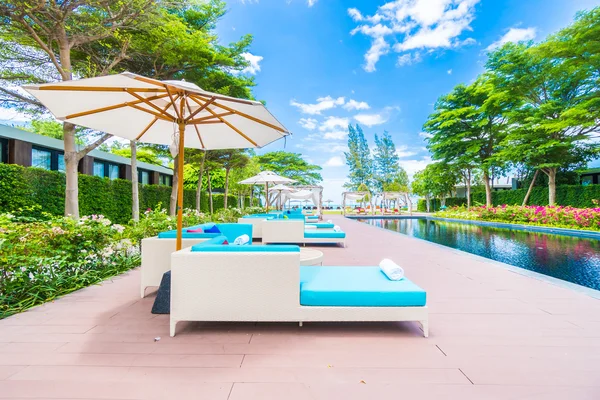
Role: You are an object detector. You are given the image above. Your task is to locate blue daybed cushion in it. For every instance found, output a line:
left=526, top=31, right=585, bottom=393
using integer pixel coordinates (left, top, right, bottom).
left=158, top=223, right=215, bottom=239
left=304, top=231, right=346, bottom=239
left=192, top=243, right=300, bottom=252
left=204, top=224, right=221, bottom=234
left=191, top=235, right=228, bottom=248
left=300, top=266, right=426, bottom=307
left=307, top=222, right=335, bottom=229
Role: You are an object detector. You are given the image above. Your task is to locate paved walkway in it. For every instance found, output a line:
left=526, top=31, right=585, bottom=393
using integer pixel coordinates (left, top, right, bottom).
left=1, top=216, right=599, bottom=399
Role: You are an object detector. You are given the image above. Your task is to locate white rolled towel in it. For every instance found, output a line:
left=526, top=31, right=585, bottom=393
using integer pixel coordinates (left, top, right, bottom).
left=333, top=225, right=342, bottom=232
left=379, top=259, right=404, bottom=281
left=327, top=219, right=332, bottom=223
left=233, top=234, right=250, bottom=245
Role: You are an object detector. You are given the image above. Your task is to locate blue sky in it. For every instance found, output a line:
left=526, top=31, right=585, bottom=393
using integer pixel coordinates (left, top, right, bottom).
left=217, top=0, right=600, bottom=202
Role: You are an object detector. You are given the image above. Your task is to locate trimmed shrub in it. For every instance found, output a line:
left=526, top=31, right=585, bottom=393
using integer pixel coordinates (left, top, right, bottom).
left=0, top=163, right=243, bottom=224
left=471, top=185, right=600, bottom=208
left=417, top=197, right=467, bottom=212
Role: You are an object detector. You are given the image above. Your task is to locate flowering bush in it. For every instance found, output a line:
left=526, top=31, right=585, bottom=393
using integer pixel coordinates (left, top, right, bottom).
left=435, top=205, right=600, bottom=231
left=0, top=213, right=139, bottom=318
left=0, top=205, right=267, bottom=318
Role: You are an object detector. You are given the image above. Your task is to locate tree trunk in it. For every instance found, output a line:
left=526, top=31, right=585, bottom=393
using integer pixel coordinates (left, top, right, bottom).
left=63, top=122, right=79, bottom=218
left=250, top=188, right=254, bottom=207
left=195, top=154, right=205, bottom=212
left=425, top=195, right=431, bottom=213
left=224, top=167, right=230, bottom=209
left=522, top=169, right=539, bottom=206
left=465, top=170, right=472, bottom=209
left=131, top=141, right=139, bottom=222
left=483, top=170, right=493, bottom=207
left=404, top=193, right=412, bottom=215
left=207, top=169, right=214, bottom=214
left=169, top=155, right=178, bottom=216
left=440, top=196, right=446, bottom=207
left=547, top=168, right=557, bottom=206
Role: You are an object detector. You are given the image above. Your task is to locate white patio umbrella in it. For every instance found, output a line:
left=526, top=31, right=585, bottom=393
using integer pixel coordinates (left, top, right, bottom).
left=238, top=171, right=295, bottom=211
left=23, top=72, right=290, bottom=250
left=268, top=184, right=292, bottom=210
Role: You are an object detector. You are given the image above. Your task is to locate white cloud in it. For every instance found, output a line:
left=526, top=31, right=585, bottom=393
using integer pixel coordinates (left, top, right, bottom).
left=240, top=53, right=263, bottom=74
left=0, top=108, right=30, bottom=122
left=447, top=69, right=452, bottom=74
left=290, top=96, right=345, bottom=115
left=419, top=131, right=433, bottom=139
left=396, top=52, right=421, bottom=66
left=349, top=0, right=480, bottom=72
left=298, top=118, right=318, bottom=130
left=354, top=113, right=387, bottom=127
left=324, top=156, right=345, bottom=167
left=323, top=130, right=348, bottom=140
left=486, top=27, right=536, bottom=51
left=401, top=156, right=433, bottom=179
left=319, top=116, right=349, bottom=132
left=395, top=145, right=417, bottom=158
left=307, top=0, right=317, bottom=6
left=348, top=8, right=363, bottom=21
left=353, top=106, right=399, bottom=127
left=362, top=37, right=390, bottom=72
left=343, top=99, right=370, bottom=111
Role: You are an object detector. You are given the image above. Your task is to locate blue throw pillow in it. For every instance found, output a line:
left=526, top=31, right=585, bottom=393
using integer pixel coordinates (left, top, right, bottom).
left=287, top=210, right=291, bottom=214
left=204, top=225, right=221, bottom=234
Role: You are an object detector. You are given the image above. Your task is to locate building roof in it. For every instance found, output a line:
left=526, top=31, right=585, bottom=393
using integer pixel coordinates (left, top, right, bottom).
left=0, top=124, right=173, bottom=175
left=580, top=167, right=600, bottom=175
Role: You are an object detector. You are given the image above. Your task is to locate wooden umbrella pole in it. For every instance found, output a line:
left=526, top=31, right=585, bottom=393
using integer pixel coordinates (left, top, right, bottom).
left=176, top=99, right=186, bottom=251
left=265, top=182, right=269, bottom=212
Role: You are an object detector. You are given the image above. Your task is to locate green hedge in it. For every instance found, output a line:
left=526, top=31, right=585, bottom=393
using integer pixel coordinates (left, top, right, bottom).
left=471, top=185, right=600, bottom=208
left=0, top=163, right=244, bottom=224
left=416, top=185, right=600, bottom=211
left=417, top=197, right=467, bottom=212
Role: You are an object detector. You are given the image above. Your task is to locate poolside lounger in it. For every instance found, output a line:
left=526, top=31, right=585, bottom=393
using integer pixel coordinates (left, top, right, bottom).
left=170, top=246, right=428, bottom=337
left=262, top=220, right=346, bottom=247
left=140, top=223, right=252, bottom=298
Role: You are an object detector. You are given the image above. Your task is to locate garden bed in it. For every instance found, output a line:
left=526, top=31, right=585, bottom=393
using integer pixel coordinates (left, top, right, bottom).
left=434, top=205, right=600, bottom=232
left=0, top=206, right=264, bottom=319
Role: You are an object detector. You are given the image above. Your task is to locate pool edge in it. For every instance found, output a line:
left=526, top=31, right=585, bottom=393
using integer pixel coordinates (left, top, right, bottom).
left=345, top=216, right=600, bottom=300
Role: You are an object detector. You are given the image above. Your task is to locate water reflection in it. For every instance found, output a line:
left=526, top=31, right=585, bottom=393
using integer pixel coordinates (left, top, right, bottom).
left=359, top=218, right=600, bottom=291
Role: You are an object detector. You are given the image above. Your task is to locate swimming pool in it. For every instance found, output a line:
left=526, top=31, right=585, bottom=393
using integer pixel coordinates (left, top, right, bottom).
left=357, top=217, right=600, bottom=291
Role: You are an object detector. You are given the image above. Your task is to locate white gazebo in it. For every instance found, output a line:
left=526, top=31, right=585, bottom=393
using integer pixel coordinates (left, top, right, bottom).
left=238, top=171, right=296, bottom=211
left=381, top=191, right=412, bottom=215
left=342, top=191, right=373, bottom=215
left=278, top=185, right=323, bottom=215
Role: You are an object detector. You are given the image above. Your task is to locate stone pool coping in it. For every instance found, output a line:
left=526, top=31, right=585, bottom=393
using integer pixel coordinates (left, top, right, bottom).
left=345, top=215, right=600, bottom=299
left=347, top=214, right=600, bottom=240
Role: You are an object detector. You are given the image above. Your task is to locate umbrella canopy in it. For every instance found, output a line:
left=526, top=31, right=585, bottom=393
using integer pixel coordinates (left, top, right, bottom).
left=238, top=171, right=295, bottom=211
left=23, top=72, right=290, bottom=250
left=23, top=73, right=288, bottom=150
left=268, top=184, right=292, bottom=191
left=238, top=171, right=296, bottom=185
left=268, top=184, right=292, bottom=211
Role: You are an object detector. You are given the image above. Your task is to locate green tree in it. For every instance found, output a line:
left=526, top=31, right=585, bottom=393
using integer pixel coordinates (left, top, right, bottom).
left=0, top=0, right=155, bottom=218
left=411, top=169, right=434, bottom=212
left=383, top=167, right=411, bottom=211
left=111, top=147, right=162, bottom=166
left=424, top=76, right=509, bottom=207
left=255, top=151, right=322, bottom=185
left=214, top=150, right=250, bottom=208
left=373, top=131, right=400, bottom=191
left=488, top=40, right=599, bottom=205
left=344, top=124, right=373, bottom=190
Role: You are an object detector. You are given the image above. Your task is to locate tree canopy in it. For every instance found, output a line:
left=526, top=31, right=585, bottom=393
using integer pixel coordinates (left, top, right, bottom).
left=255, top=151, right=322, bottom=185
left=373, top=131, right=401, bottom=192
left=344, top=124, right=373, bottom=190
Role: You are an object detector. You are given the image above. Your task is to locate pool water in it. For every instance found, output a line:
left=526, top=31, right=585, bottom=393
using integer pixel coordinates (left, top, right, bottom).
left=358, top=218, right=600, bottom=291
